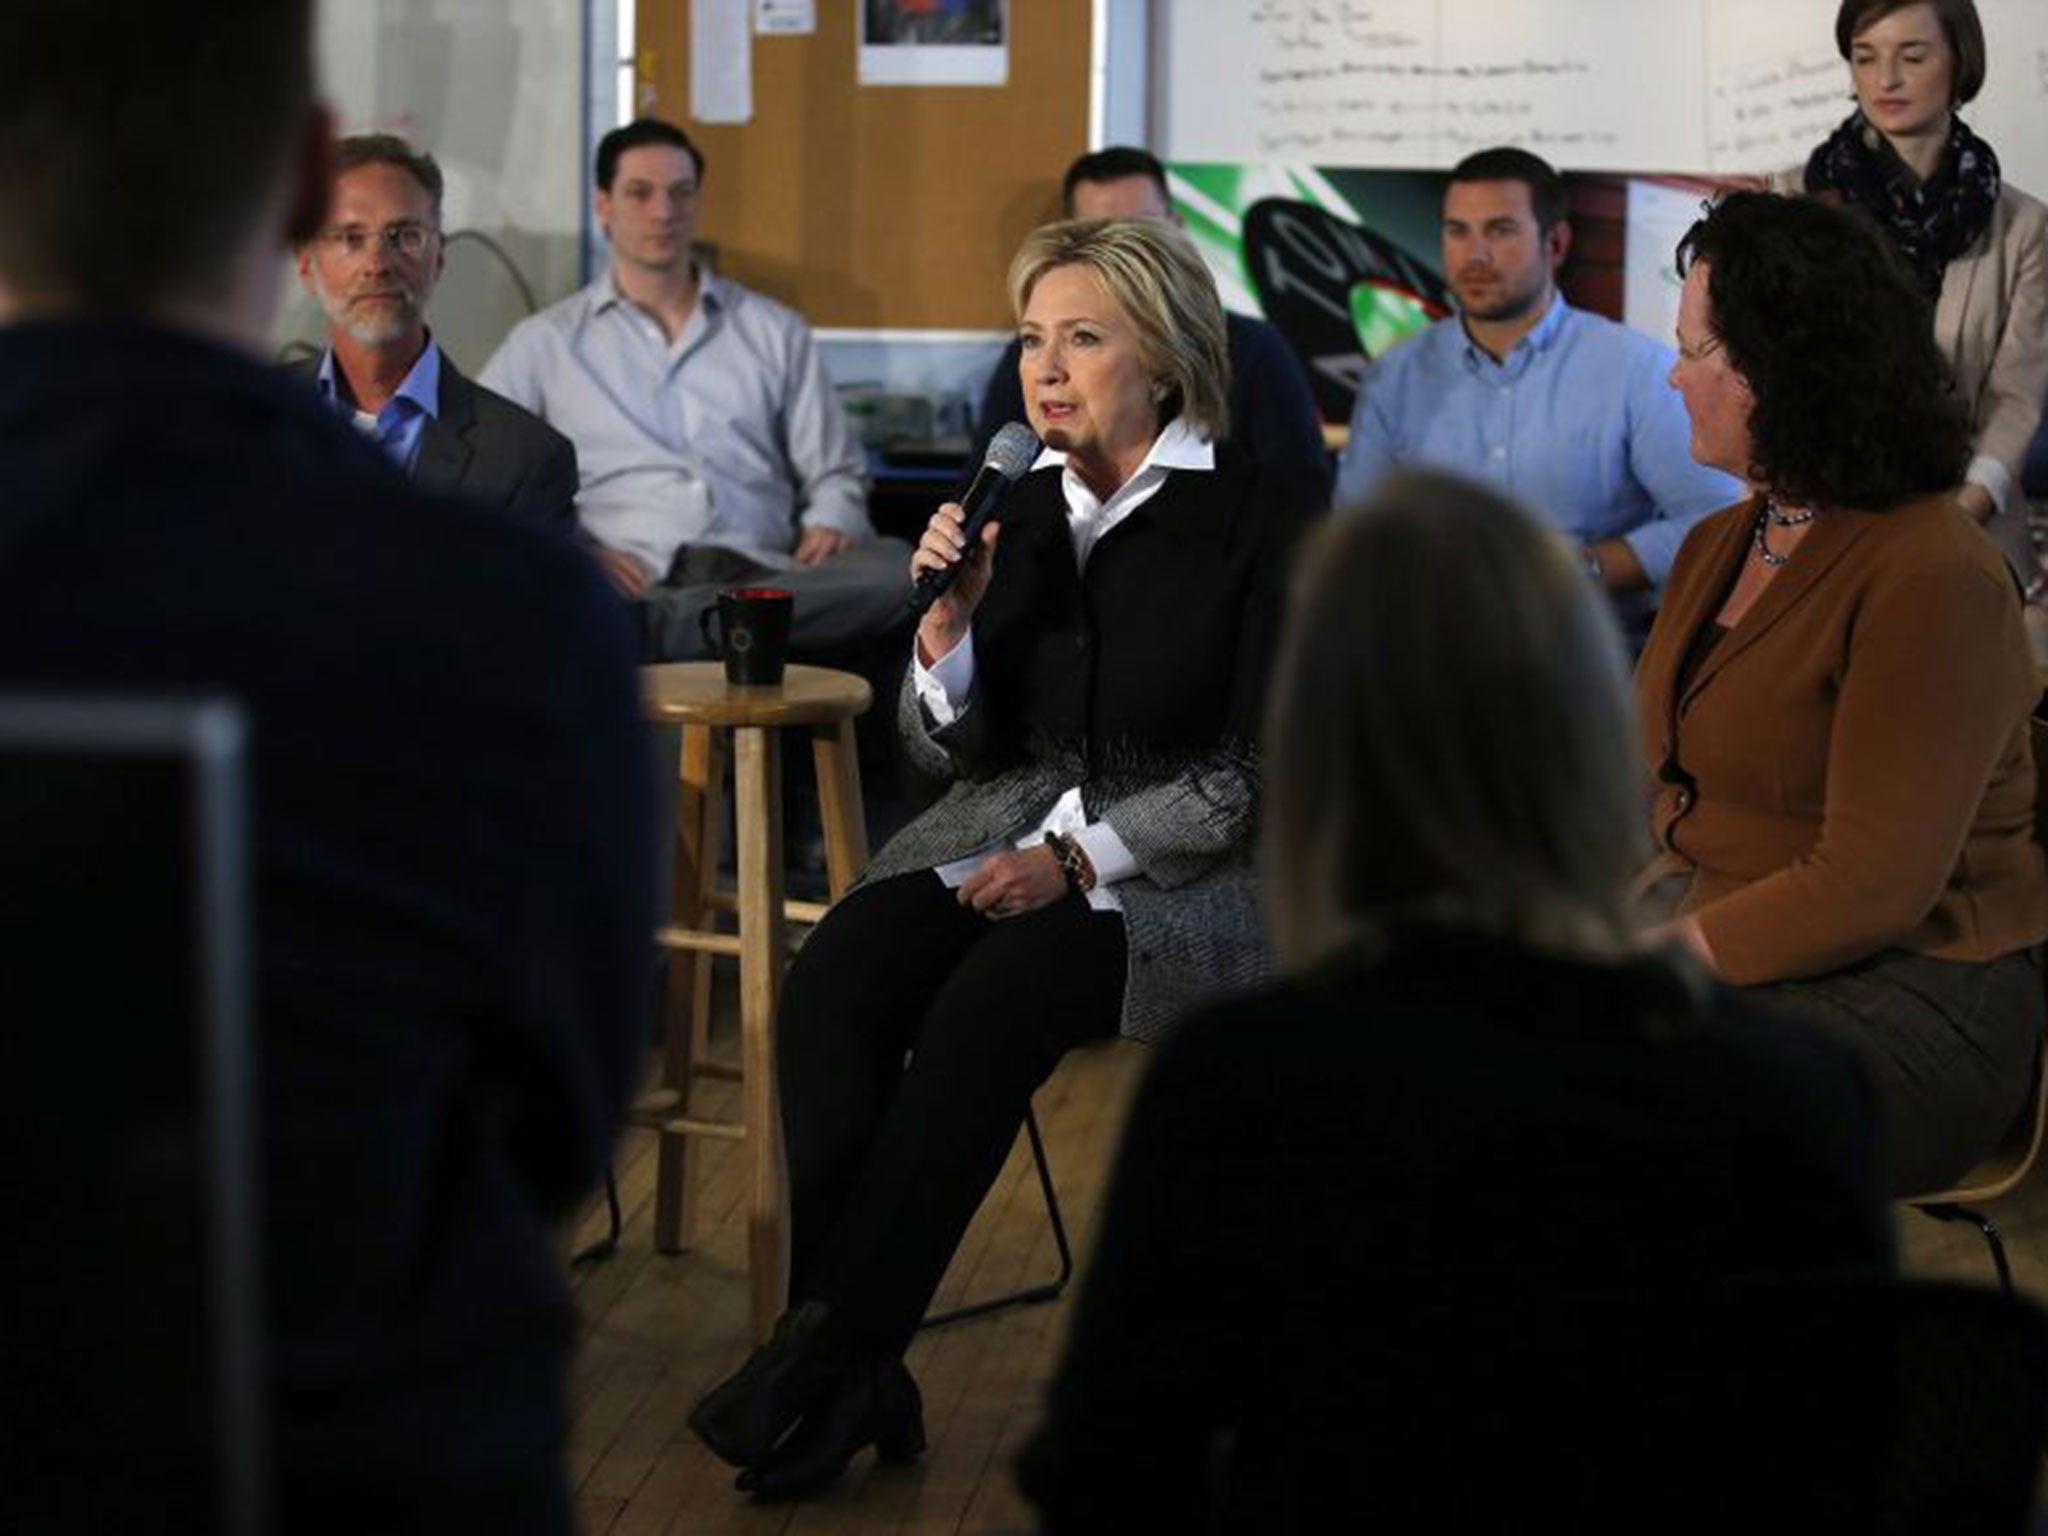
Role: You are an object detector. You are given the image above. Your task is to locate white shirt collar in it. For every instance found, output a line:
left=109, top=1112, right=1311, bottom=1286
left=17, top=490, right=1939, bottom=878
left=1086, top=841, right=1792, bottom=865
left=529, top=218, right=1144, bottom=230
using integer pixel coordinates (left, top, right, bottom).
left=590, top=263, right=727, bottom=319
left=1036, top=417, right=1214, bottom=570
left=1028, top=415, right=1216, bottom=477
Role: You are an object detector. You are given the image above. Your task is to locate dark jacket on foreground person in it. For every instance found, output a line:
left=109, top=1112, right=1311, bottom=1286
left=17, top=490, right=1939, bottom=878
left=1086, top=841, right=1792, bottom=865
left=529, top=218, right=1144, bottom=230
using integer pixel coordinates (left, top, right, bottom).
left=0, top=319, right=653, bottom=1530
left=1020, top=926, right=1894, bottom=1532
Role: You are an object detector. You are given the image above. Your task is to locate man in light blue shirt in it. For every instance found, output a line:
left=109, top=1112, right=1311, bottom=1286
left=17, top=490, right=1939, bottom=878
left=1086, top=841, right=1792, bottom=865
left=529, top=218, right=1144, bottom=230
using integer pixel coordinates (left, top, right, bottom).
left=1336, top=148, right=1741, bottom=643
left=482, top=118, right=908, bottom=659
left=314, top=334, right=437, bottom=472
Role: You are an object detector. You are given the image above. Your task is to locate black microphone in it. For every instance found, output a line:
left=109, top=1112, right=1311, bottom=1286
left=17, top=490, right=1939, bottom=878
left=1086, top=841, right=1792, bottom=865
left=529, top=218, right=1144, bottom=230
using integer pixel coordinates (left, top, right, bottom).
left=906, top=421, right=1040, bottom=617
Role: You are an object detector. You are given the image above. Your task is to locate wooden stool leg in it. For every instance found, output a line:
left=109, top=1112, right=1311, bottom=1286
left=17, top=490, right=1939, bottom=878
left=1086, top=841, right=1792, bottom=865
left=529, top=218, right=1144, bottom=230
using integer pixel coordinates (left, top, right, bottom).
left=812, top=717, right=870, bottom=902
left=687, top=732, right=729, bottom=1069
left=655, top=724, right=718, bottom=1254
left=734, top=725, right=790, bottom=1343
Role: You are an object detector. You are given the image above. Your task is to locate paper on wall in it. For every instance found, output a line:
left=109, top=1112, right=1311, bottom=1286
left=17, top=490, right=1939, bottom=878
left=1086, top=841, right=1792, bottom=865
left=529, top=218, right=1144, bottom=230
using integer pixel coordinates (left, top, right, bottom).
left=757, top=0, right=815, bottom=35
left=692, top=0, right=752, bottom=124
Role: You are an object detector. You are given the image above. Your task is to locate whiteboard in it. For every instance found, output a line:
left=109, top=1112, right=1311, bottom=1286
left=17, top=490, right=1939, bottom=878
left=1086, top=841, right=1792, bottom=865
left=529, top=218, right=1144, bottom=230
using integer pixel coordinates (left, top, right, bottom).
left=1155, top=0, right=2048, bottom=198
left=273, top=0, right=593, bottom=371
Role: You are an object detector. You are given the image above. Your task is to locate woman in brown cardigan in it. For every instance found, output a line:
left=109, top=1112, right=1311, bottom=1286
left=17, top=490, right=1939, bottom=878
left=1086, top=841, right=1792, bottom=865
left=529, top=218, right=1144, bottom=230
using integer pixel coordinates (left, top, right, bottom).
left=1640, top=190, right=2047, bottom=1195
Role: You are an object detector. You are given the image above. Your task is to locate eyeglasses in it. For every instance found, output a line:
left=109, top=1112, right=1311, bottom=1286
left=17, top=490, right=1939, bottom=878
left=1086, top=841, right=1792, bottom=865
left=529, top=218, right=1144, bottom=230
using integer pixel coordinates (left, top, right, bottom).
left=1675, top=332, right=1725, bottom=365
left=320, top=222, right=437, bottom=258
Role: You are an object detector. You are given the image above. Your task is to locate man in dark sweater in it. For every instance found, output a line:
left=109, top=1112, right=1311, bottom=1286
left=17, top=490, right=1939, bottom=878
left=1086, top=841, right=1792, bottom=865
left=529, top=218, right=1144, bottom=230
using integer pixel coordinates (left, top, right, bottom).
left=0, top=3, right=653, bottom=1530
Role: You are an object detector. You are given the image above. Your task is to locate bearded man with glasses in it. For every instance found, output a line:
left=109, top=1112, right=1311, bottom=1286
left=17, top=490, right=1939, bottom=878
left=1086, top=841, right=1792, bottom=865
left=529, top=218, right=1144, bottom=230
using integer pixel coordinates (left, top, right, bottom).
left=294, top=133, right=578, bottom=531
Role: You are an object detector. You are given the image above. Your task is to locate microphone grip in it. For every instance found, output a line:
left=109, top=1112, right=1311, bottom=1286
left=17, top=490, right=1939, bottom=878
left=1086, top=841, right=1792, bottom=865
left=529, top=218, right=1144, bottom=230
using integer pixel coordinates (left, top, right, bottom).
left=906, top=464, right=1007, bottom=618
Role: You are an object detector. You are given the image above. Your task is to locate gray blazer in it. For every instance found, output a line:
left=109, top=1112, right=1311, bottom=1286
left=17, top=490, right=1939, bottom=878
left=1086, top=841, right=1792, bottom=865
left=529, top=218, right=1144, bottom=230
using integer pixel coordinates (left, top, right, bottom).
left=1935, top=183, right=2048, bottom=571
left=289, top=345, right=578, bottom=533
left=418, top=354, right=579, bottom=533
left=860, top=671, right=1271, bottom=1044
left=1769, top=168, right=2048, bottom=571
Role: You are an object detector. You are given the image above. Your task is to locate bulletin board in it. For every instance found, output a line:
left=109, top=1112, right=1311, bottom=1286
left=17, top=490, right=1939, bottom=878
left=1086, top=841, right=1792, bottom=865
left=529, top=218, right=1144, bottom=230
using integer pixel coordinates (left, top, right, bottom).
left=640, top=1, right=1093, bottom=329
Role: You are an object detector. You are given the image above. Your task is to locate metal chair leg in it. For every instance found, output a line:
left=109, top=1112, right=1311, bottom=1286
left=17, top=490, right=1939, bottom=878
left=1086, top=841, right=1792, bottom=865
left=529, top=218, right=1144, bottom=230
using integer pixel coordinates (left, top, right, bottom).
left=571, top=1166, right=624, bottom=1267
left=1917, top=1201, right=2016, bottom=1296
left=920, top=1105, right=1073, bottom=1330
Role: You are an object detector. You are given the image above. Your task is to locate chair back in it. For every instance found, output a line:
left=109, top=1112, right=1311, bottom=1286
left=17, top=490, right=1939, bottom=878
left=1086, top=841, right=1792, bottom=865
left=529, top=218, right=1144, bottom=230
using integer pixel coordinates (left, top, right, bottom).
left=1906, top=715, right=2048, bottom=1206
left=2034, top=712, right=2048, bottom=846
left=1972, top=712, right=2048, bottom=1190
left=0, top=695, right=265, bottom=1536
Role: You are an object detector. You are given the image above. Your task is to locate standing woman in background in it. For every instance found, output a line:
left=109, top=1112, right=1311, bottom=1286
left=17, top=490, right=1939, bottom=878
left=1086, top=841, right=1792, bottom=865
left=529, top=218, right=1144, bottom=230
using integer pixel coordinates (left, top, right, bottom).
left=1804, top=0, right=2048, bottom=576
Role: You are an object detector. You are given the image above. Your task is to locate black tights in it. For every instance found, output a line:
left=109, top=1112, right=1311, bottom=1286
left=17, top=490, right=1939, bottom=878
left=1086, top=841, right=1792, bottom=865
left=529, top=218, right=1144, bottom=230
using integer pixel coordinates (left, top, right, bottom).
left=777, top=872, right=1125, bottom=1358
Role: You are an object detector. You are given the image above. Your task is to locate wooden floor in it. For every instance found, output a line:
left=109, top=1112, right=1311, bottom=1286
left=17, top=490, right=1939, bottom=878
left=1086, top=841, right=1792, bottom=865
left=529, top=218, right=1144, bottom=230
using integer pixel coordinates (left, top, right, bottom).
left=563, top=1020, right=2048, bottom=1535
left=562, top=1026, right=1146, bottom=1536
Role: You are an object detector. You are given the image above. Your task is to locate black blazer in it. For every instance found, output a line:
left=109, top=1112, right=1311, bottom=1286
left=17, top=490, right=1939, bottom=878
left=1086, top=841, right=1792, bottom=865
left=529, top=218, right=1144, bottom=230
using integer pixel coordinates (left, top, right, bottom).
left=417, top=353, right=578, bottom=531
left=870, top=442, right=1316, bottom=1038
left=1020, top=928, right=1894, bottom=1531
left=0, top=319, right=652, bottom=1525
left=289, top=343, right=579, bottom=532
left=966, top=444, right=1301, bottom=769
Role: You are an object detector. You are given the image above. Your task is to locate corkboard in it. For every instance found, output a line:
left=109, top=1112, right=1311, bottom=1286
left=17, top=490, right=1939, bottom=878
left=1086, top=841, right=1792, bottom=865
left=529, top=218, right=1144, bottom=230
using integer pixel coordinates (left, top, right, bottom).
left=640, top=1, right=1092, bottom=329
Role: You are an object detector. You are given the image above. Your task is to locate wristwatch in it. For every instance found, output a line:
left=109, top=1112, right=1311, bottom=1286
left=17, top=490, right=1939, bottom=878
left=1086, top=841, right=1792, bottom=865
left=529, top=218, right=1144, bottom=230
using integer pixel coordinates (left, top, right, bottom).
left=1042, top=831, right=1098, bottom=894
left=1581, top=543, right=1604, bottom=583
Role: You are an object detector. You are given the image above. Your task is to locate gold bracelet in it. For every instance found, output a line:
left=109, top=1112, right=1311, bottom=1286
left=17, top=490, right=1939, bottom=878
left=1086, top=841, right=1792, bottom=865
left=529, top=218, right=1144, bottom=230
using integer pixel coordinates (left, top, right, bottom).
left=1044, top=832, right=1097, bottom=894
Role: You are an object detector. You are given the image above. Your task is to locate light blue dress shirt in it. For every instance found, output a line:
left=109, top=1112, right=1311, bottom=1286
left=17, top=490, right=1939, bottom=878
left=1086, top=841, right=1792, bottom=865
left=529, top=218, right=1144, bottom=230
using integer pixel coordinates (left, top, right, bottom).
left=479, top=269, right=870, bottom=578
left=316, top=339, right=440, bottom=474
left=1335, top=296, right=1742, bottom=591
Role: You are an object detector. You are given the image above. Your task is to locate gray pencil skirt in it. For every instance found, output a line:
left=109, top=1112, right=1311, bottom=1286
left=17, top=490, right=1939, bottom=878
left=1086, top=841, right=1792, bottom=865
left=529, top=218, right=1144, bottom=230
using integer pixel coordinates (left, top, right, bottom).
left=1743, top=945, right=2044, bottom=1198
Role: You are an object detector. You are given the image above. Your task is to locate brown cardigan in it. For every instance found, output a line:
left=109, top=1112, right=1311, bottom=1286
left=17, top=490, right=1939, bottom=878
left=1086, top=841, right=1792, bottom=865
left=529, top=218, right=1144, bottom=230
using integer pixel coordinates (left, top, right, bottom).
left=1634, top=491, right=2047, bottom=985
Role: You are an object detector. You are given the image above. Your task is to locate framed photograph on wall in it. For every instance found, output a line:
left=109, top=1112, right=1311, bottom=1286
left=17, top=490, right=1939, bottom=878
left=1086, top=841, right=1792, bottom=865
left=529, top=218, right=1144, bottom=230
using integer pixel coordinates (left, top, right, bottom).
left=858, top=0, right=1006, bottom=87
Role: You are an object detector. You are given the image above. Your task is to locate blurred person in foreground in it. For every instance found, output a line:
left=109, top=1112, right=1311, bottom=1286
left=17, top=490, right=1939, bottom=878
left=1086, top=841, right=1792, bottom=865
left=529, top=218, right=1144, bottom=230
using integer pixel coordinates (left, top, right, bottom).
left=1018, top=471, right=1893, bottom=1532
left=0, top=2, right=653, bottom=1530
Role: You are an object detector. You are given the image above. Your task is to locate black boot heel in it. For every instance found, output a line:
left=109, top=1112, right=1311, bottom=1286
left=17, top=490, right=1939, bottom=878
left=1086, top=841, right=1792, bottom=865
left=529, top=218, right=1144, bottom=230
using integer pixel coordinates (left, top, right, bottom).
left=874, top=1359, right=926, bottom=1463
left=736, top=1356, right=927, bottom=1500
left=688, top=1301, right=841, bottom=1468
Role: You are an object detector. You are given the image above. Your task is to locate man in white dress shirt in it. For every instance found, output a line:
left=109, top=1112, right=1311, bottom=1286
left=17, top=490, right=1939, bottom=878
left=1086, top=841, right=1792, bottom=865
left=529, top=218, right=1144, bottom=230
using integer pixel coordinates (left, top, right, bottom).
left=483, top=118, right=909, bottom=659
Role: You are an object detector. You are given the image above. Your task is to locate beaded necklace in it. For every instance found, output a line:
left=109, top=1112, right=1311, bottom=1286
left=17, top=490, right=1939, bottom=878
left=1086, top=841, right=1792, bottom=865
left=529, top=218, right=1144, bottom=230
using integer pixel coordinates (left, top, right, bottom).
left=1752, top=499, right=1818, bottom=567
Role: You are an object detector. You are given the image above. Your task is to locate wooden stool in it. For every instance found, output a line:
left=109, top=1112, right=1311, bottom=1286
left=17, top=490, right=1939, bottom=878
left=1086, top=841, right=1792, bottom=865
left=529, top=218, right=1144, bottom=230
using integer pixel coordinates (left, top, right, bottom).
left=637, top=662, right=873, bottom=1343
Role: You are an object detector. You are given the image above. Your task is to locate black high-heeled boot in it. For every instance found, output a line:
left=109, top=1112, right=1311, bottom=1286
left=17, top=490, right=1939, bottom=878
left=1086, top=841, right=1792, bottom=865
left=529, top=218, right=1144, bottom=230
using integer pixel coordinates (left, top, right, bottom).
left=734, top=1356, right=926, bottom=1500
left=688, top=1300, right=845, bottom=1468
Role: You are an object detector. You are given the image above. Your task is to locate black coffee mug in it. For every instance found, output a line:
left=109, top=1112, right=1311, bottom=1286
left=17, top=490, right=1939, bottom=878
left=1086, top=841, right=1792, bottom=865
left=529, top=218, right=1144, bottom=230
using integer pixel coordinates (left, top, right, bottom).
left=699, top=587, right=794, bottom=686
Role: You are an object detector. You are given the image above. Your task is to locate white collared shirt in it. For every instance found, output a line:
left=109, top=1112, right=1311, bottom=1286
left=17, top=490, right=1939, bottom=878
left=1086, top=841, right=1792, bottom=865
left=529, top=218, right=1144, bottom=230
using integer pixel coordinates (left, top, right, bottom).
left=478, top=268, right=871, bottom=576
left=913, top=419, right=1216, bottom=910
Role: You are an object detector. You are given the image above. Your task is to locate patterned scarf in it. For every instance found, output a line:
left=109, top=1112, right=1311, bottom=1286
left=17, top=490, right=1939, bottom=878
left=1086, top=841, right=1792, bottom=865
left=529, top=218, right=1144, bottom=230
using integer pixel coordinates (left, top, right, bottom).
left=1803, top=110, right=2001, bottom=298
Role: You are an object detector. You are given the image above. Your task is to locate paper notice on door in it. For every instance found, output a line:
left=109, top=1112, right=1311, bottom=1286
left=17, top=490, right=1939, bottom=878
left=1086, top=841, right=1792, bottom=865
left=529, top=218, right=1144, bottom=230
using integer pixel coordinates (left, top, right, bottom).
left=691, top=0, right=753, bottom=124
left=757, top=0, right=816, bottom=35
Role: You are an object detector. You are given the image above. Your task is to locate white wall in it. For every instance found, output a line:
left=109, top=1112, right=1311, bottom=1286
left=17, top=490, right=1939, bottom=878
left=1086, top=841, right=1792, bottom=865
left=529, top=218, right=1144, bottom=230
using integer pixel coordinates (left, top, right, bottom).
left=278, top=0, right=1142, bottom=424
left=278, top=0, right=594, bottom=374
left=1153, top=0, right=2048, bottom=193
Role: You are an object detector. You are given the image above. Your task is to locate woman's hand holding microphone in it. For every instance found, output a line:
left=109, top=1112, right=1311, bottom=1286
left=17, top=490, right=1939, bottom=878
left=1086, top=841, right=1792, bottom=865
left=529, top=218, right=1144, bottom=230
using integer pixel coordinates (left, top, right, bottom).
left=911, top=500, right=1001, bottom=666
